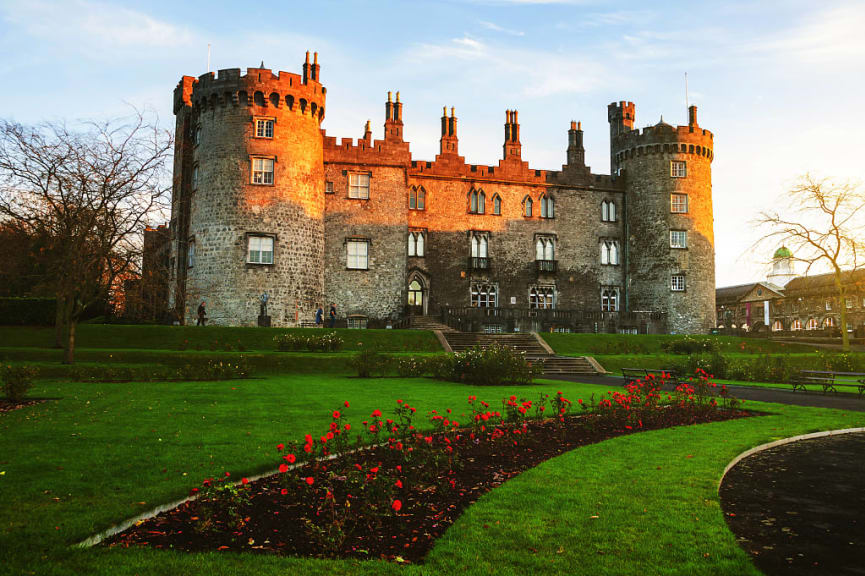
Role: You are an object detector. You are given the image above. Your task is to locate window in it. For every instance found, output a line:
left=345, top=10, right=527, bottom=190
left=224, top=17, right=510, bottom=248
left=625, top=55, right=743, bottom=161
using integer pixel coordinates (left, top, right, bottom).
left=824, top=316, right=835, bottom=328
left=192, top=164, right=199, bottom=189
left=325, top=181, right=334, bottom=194
left=601, top=287, right=620, bottom=311
left=349, top=173, right=370, bottom=199
left=469, top=189, right=485, bottom=214
left=772, top=320, right=783, bottom=332
left=523, top=196, right=533, bottom=217
left=601, top=200, right=617, bottom=222
left=252, top=158, right=274, bottom=185
left=825, top=299, right=832, bottom=311
left=187, top=240, right=195, bottom=268
left=408, top=279, right=424, bottom=307
left=600, top=240, right=619, bottom=265
left=255, top=118, right=274, bottom=138
left=347, top=315, right=368, bottom=329
left=671, top=274, right=686, bottom=291
left=671, top=193, right=688, bottom=213
left=407, top=230, right=425, bottom=257
left=671, top=160, right=687, bottom=178
left=471, top=283, right=497, bottom=307
left=247, top=235, right=274, bottom=264
left=492, top=194, right=501, bottom=215
left=193, top=125, right=201, bottom=146
left=807, top=317, right=818, bottom=330
left=346, top=239, right=368, bottom=269
left=540, top=195, right=555, bottom=218
left=535, top=237, right=555, bottom=261
left=846, top=297, right=853, bottom=309
left=791, top=319, right=802, bottom=331
left=470, top=232, right=489, bottom=259
left=670, top=230, right=688, bottom=249
left=530, top=286, right=555, bottom=309
left=409, top=186, right=426, bottom=210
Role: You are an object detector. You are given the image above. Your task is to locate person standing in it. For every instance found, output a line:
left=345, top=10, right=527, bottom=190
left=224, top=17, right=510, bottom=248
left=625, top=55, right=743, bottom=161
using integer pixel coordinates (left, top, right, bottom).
left=197, top=301, right=207, bottom=326
left=329, top=303, right=337, bottom=328
left=315, top=304, right=323, bottom=327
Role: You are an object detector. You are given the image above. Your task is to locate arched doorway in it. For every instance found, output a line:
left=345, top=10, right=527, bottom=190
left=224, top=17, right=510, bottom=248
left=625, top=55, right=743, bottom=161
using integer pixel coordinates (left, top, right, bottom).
left=408, top=277, right=426, bottom=315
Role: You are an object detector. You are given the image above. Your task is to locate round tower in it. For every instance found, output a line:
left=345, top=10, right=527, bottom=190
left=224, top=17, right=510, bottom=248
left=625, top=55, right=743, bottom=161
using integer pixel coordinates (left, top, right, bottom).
left=609, top=102, right=715, bottom=334
left=174, top=54, right=326, bottom=326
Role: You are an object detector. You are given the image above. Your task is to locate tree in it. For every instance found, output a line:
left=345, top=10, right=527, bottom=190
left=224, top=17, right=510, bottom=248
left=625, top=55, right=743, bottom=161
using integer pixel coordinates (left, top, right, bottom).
left=757, top=175, right=865, bottom=351
left=0, top=113, right=172, bottom=362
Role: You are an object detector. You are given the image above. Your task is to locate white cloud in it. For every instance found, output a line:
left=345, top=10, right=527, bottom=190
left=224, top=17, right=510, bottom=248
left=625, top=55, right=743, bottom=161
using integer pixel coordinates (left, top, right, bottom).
left=1, top=0, right=195, bottom=54
left=479, top=20, right=525, bottom=36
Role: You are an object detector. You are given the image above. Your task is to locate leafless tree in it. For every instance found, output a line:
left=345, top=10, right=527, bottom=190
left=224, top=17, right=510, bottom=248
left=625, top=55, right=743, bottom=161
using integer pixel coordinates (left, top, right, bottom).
left=0, top=112, right=172, bottom=362
left=757, top=174, right=865, bottom=350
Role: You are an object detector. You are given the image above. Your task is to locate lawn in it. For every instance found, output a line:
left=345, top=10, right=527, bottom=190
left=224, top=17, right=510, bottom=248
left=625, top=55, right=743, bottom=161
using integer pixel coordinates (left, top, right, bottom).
left=539, top=332, right=815, bottom=356
left=2, top=373, right=863, bottom=575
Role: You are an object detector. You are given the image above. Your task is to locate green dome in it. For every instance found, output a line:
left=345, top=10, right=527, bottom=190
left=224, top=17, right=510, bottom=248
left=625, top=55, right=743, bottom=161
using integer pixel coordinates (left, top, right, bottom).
left=773, top=246, right=792, bottom=259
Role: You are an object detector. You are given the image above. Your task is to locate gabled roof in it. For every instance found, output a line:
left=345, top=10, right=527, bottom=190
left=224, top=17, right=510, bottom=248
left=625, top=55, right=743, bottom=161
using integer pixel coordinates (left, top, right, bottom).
left=715, top=281, right=785, bottom=304
left=784, top=269, right=865, bottom=294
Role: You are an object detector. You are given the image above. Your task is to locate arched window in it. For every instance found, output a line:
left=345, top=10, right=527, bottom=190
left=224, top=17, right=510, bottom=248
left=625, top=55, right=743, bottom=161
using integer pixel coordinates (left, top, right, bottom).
left=601, top=287, right=620, bottom=311
left=530, top=286, right=555, bottom=309
left=470, top=232, right=488, bottom=258
left=492, top=194, right=501, bottom=215
left=417, top=187, right=426, bottom=210
left=772, top=320, right=783, bottom=332
left=523, top=196, right=533, bottom=217
left=471, top=283, right=497, bottom=307
left=540, top=195, right=555, bottom=218
left=408, top=279, right=424, bottom=307
left=807, top=317, right=819, bottom=330
left=469, top=189, right=485, bottom=214
left=823, top=316, right=835, bottom=328
left=601, top=241, right=619, bottom=265
left=409, top=187, right=417, bottom=210
left=407, top=231, right=425, bottom=257
left=791, top=319, right=802, bottom=331
left=601, top=200, right=617, bottom=222
left=536, top=237, right=555, bottom=261
left=478, top=190, right=485, bottom=214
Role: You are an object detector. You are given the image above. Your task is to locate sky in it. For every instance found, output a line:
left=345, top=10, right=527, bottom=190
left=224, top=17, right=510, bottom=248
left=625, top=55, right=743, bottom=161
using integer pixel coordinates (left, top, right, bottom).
left=1, top=0, right=863, bottom=287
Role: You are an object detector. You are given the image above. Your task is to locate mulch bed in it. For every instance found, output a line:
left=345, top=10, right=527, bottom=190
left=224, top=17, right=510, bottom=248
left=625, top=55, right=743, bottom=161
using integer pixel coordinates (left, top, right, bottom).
left=106, top=409, right=753, bottom=563
left=0, top=398, right=47, bottom=413
left=720, top=431, right=865, bottom=575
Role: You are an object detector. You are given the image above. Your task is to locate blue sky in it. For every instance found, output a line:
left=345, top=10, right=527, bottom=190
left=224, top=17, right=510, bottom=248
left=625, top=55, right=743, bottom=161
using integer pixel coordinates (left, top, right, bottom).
left=1, top=0, right=863, bottom=286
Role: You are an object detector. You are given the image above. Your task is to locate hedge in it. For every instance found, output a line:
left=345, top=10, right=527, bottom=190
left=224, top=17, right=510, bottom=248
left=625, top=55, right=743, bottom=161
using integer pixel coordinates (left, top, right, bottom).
left=0, top=298, right=57, bottom=326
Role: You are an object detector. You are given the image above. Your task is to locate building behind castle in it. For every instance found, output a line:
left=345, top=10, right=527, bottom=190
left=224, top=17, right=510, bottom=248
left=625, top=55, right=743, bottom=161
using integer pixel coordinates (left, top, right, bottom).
left=163, top=52, right=716, bottom=333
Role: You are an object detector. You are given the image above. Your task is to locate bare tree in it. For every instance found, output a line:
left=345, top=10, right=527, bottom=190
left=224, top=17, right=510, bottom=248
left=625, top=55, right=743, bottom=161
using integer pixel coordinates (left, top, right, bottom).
left=0, top=112, right=172, bottom=362
left=757, top=174, right=865, bottom=351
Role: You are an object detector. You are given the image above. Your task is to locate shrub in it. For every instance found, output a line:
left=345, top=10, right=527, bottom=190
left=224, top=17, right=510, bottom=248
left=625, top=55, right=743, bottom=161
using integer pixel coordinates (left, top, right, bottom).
left=66, top=357, right=252, bottom=382
left=351, top=347, right=392, bottom=378
left=2, top=365, right=38, bottom=402
left=274, top=331, right=344, bottom=352
left=396, top=356, right=428, bottom=378
left=443, top=344, right=542, bottom=386
left=0, top=298, right=56, bottom=326
left=661, top=336, right=720, bottom=355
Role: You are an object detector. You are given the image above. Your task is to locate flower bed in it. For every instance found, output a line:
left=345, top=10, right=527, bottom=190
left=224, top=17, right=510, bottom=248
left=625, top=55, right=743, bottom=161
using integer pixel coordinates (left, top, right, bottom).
left=104, top=372, right=751, bottom=563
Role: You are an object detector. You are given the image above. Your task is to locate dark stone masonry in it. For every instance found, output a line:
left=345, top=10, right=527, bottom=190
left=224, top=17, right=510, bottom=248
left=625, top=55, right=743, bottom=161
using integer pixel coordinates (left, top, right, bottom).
left=166, top=52, right=716, bottom=333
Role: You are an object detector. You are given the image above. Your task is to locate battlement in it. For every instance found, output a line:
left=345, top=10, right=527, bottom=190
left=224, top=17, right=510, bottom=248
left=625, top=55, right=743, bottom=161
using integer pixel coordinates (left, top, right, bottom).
left=321, top=129, right=411, bottom=165
left=173, top=52, right=326, bottom=122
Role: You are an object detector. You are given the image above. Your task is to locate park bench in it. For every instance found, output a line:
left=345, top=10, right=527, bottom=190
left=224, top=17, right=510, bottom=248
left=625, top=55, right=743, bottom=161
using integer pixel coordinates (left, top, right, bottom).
left=791, top=370, right=865, bottom=397
left=299, top=321, right=320, bottom=328
left=621, top=368, right=683, bottom=388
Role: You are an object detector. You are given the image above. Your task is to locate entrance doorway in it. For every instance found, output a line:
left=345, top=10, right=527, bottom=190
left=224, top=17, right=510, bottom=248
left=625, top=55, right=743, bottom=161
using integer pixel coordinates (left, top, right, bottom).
left=408, top=278, right=425, bottom=315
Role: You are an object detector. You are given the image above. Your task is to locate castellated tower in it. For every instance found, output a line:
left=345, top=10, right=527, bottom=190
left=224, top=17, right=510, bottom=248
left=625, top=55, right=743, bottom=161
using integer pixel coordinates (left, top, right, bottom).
left=609, top=102, right=715, bottom=333
left=168, top=53, right=326, bottom=326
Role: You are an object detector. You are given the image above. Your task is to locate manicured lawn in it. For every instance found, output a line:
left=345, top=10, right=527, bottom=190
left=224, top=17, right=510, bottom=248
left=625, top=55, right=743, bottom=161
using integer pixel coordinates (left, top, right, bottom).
left=539, top=332, right=815, bottom=356
left=588, top=352, right=821, bottom=374
left=0, top=324, right=442, bottom=352
left=2, top=374, right=864, bottom=574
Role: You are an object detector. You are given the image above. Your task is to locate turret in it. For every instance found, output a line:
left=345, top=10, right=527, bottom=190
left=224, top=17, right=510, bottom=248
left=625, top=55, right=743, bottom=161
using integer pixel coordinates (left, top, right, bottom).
left=440, top=106, right=458, bottom=155
left=607, top=101, right=635, bottom=174
left=503, top=109, right=521, bottom=159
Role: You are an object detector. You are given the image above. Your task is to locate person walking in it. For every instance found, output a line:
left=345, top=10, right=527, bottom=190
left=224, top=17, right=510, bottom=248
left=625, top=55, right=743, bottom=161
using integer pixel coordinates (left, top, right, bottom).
left=197, top=301, right=207, bottom=326
left=315, top=304, right=324, bottom=327
left=329, top=303, right=337, bottom=328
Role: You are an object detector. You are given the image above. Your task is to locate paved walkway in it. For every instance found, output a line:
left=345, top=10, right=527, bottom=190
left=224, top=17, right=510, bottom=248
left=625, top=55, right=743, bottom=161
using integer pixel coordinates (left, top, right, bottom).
left=720, top=431, right=865, bottom=575
left=550, top=373, right=865, bottom=412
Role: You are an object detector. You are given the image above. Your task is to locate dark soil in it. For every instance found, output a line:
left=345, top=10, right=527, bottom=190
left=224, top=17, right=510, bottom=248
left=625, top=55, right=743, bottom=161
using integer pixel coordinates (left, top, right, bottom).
left=720, top=432, right=865, bottom=575
left=0, top=398, right=47, bottom=413
left=106, top=409, right=753, bottom=563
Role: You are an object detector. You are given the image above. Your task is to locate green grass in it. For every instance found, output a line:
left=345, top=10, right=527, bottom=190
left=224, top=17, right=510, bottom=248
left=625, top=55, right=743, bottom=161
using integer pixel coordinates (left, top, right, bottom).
left=540, top=332, right=817, bottom=356
left=2, top=374, right=864, bottom=575
left=0, top=324, right=441, bottom=353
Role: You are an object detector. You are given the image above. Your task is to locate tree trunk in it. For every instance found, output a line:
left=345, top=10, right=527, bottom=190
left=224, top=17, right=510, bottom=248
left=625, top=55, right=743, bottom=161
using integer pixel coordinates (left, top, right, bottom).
left=62, top=303, right=76, bottom=364
left=54, top=295, right=66, bottom=348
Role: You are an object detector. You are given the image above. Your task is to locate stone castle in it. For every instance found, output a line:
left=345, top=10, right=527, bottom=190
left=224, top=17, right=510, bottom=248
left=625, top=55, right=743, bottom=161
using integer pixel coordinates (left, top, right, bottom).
left=166, top=52, right=716, bottom=333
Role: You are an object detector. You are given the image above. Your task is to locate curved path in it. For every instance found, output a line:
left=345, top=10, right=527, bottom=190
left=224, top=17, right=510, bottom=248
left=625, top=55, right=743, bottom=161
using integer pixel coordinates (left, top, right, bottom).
left=719, top=431, right=865, bottom=575
left=555, top=374, right=865, bottom=412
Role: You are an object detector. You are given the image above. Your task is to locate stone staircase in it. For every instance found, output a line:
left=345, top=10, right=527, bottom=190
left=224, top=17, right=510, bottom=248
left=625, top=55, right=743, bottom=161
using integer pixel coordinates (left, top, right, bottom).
left=408, top=316, right=455, bottom=332
left=440, top=332, right=601, bottom=377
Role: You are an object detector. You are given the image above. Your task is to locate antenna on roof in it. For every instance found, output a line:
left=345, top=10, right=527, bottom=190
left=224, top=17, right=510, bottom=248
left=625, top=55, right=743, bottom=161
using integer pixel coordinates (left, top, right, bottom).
left=207, top=43, right=211, bottom=73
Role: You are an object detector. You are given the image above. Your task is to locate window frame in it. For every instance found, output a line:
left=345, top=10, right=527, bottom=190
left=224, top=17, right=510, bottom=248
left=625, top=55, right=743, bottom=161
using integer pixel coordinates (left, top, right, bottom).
left=325, top=181, right=334, bottom=194
left=348, top=172, right=371, bottom=199
left=187, top=239, right=195, bottom=268
left=670, top=230, right=688, bottom=249
left=469, top=189, right=486, bottom=214
left=251, top=156, right=275, bottom=186
left=671, top=274, right=686, bottom=292
left=601, top=286, right=620, bottom=312
left=540, top=195, right=555, bottom=219
left=246, top=234, right=275, bottom=265
left=470, top=231, right=489, bottom=258
left=470, top=283, right=498, bottom=308
left=670, top=160, right=687, bottom=178
left=529, top=285, right=556, bottom=310
left=253, top=117, right=275, bottom=139
left=523, top=196, right=533, bottom=218
left=671, top=193, right=689, bottom=213
left=492, top=194, right=501, bottom=215
left=407, top=230, right=425, bottom=257
left=601, top=200, right=617, bottom=222
left=600, top=240, right=619, bottom=265
left=346, top=238, right=369, bottom=270
left=535, top=236, right=555, bottom=261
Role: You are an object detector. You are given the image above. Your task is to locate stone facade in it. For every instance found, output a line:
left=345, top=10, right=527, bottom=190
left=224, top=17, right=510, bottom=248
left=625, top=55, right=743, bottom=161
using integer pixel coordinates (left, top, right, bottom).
left=166, top=54, right=716, bottom=333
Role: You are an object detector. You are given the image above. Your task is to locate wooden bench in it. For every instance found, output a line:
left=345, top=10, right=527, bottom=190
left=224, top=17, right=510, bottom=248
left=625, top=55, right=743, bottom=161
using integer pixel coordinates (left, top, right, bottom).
left=792, top=370, right=865, bottom=397
left=299, top=321, right=320, bottom=328
left=621, top=368, right=683, bottom=388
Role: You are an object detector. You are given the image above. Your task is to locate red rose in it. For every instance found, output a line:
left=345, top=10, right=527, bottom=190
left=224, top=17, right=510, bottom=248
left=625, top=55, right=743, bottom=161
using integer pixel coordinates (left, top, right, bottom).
left=371, top=409, right=382, bottom=418
left=344, top=401, right=350, bottom=408
left=276, top=443, right=284, bottom=451
left=344, top=423, right=351, bottom=431
left=279, top=464, right=289, bottom=473
left=332, top=410, right=341, bottom=419
left=285, top=454, right=296, bottom=464
left=395, top=479, right=403, bottom=489
left=392, top=499, right=402, bottom=512
left=241, top=477, right=249, bottom=485
left=305, top=477, right=314, bottom=485
left=280, top=488, right=288, bottom=495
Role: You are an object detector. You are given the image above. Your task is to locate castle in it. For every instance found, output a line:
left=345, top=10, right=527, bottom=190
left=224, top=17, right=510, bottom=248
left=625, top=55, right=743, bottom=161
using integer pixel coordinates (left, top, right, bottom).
left=166, top=52, right=716, bottom=333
